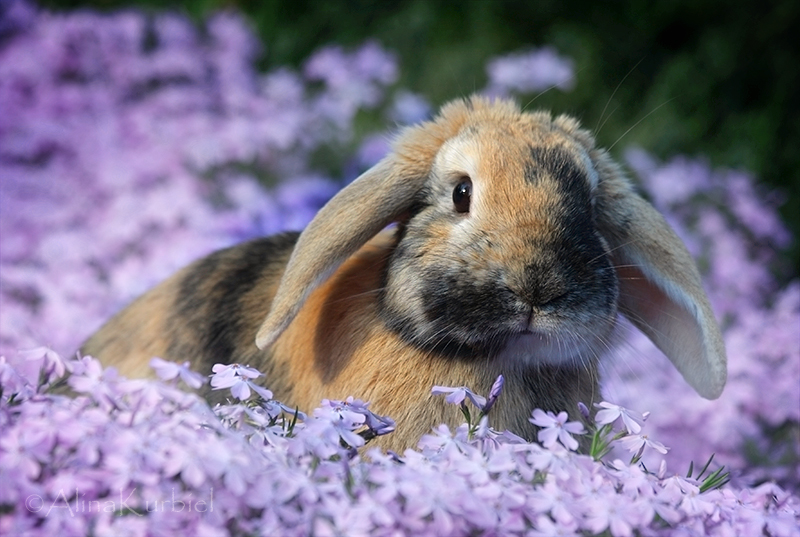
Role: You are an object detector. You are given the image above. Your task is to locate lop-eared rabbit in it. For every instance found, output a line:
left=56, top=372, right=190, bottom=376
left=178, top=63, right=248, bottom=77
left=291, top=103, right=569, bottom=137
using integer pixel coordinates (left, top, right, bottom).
left=83, top=96, right=726, bottom=451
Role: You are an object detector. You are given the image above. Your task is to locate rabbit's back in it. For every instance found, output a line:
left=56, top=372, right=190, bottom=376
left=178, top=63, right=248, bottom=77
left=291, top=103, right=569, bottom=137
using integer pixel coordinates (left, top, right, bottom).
left=82, top=233, right=299, bottom=402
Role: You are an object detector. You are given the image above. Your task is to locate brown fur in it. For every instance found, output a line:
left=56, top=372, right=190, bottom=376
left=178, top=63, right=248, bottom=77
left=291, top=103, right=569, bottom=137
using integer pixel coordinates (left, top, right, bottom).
left=84, top=234, right=296, bottom=400
left=83, top=95, right=726, bottom=452
left=88, top=279, right=180, bottom=380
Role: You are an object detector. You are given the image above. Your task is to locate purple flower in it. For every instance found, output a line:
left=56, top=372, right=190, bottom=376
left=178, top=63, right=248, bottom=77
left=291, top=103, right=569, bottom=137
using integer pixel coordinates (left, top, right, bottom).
left=209, top=363, right=273, bottom=401
left=529, top=409, right=586, bottom=451
left=389, top=90, right=431, bottom=124
left=2, top=338, right=800, bottom=536
left=431, top=385, right=487, bottom=410
left=355, top=133, right=391, bottom=169
left=312, top=399, right=368, bottom=449
left=482, top=375, right=505, bottom=414
left=322, top=397, right=395, bottom=438
left=528, top=515, right=581, bottom=537
left=431, top=377, right=507, bottom=416
left=584, top=495, right=653, bottom=537
left=577, top=401, right=591, bottom=421
left=361, top=409, right=396, bottom=437
left=149, top=357, right=205, bottom=389
left=618, top=433, right=669, bottom=456
left=485, top=47, right=575, bottom=96
left=0, top=355, right=33, bottom=398
left=0, top=425, right=54, bottom=480
left=20, top=346, right=66, bottom=383
left=67, top=355, right=119, bottom=407
left=259, top=398, right=307, bottom=421
left=314, top=397, right=395, bottom=446
left=471, top=415, right=527, bottom=456
left=594, top=402, right=645, bottom=434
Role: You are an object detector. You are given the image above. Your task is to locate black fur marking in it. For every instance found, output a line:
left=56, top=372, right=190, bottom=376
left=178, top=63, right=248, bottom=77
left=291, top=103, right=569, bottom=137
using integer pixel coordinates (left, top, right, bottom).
left=526, top=146, right=589, bottom=197
left=172, top=232, right=299, bottom=376
left=526, top=146, right=607, bottom=302
left=383, top=269, right=525, bottom=359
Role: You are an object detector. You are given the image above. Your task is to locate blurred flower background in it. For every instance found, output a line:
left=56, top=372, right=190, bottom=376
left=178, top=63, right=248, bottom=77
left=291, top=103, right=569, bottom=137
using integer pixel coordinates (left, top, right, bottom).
left=1, top=0, right=798, bottom=535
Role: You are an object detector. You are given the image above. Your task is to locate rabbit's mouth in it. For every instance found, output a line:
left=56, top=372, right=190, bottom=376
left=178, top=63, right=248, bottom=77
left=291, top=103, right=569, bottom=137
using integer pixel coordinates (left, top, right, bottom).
left=495, top=327, right=609, bottom=368
left=490, top=307, right=617, bottom=367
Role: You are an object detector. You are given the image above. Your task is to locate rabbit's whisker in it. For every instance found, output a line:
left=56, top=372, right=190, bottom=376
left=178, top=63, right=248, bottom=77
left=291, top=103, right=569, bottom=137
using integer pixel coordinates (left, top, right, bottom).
left=608, top=97, right=677, bottom=151
left=595, top=57, right=645, bottom=135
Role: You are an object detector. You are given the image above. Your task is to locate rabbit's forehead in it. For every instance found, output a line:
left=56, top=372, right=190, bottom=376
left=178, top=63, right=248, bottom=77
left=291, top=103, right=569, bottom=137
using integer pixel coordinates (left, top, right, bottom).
left=434, top=126, right=599, bottom=191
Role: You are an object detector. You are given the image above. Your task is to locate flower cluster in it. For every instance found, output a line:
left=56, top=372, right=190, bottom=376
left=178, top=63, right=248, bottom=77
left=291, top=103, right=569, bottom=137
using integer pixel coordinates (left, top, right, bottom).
left=2, top=352, right=798, bottom=536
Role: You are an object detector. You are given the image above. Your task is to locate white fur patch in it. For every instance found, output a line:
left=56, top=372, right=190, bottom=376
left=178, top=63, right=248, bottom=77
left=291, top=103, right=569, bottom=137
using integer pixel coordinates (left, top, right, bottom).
left=435, top=136, right=480, bottom=180
left=496, top=330, right=601, bottom=367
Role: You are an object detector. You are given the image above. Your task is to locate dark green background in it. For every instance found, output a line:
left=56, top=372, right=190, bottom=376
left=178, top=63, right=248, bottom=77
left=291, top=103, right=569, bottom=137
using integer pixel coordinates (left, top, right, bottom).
left=40, top=0, right=800, bottom=272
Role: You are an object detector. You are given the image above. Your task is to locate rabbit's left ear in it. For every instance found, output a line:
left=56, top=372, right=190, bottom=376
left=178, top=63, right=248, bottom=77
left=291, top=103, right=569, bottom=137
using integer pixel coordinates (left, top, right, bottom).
left=598, top=179, right=727, bottom=399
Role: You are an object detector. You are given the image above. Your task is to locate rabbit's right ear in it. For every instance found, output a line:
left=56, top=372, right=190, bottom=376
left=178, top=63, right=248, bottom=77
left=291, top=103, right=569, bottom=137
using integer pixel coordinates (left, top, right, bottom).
left=255, top=155, right=422, bottom=349
left=254, top=97, right=476, bottom=349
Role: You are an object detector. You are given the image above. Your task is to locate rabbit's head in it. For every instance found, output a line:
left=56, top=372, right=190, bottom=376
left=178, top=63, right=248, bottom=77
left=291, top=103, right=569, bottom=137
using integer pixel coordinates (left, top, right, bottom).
left=256, top=96, right=727, bottom=399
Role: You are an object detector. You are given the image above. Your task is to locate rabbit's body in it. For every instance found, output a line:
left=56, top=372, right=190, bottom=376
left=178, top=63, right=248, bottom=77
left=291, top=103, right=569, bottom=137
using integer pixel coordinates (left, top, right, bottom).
left=85, top=230, right=597, bottom=450
left=83, top=96, right=726, bottom=450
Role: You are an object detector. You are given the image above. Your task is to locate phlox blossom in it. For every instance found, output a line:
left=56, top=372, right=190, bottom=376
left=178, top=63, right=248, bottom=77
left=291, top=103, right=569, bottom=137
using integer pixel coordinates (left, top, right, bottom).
left=150, top=357, right=205, bottom=389
left=20, top=346, right=67, bottom=382
left=618, top=433, right=669, bottom=456
left=431, top=385, right=487, bottom=409
left=594, top=401, right=645, bottom=434
left=529, top=409, right=586, bottom=451
left=210, top=363, right=273, bottom=401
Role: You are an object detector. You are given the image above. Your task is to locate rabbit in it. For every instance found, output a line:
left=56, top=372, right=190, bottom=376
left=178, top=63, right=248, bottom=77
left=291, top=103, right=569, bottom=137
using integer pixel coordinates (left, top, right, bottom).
left=82, top=95, right=727, bottom=452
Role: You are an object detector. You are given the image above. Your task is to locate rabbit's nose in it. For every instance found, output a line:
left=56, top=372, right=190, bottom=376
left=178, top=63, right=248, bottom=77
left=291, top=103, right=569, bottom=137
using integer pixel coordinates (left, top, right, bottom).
left=519, top=286, right=570, bottom=312
left=516, top=261, right=570, bottom=309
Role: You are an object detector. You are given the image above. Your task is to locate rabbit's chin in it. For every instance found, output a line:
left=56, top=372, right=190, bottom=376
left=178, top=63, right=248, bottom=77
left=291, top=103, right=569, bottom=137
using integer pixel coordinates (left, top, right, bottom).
left=494, top=330, right=603, bottom=368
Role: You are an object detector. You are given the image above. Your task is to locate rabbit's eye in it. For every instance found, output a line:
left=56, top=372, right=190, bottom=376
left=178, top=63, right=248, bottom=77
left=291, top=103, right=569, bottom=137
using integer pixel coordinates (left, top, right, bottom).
left=452, top=178, right=472, bottom=213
